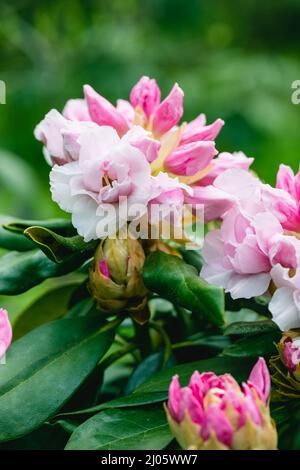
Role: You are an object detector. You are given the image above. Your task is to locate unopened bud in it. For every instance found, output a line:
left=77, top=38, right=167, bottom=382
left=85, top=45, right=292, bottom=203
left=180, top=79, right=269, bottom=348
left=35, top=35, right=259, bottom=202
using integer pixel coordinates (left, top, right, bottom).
left=88, top=237, right=148, bottom=321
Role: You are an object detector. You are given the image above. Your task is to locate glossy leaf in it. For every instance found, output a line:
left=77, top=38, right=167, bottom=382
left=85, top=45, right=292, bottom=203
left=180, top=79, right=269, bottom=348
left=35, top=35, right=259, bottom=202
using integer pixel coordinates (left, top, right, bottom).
left=0, top=226, right=35, bottom=251
left=143, top=252, right=225, bottom=327
left=224, top=319, right=279, bottom=336
left=60, top=356, right=254, bottom=417
left=0, top=316, right=115, bottom=441
left=3, top=217, right=75, bottom=236
left=65, top=407, right=172, bottom=450
left=24, top=226, right=97, bottom=263
left=0, top=249, right=90, bottom=295
left=223, top=331, right=281, bottom=357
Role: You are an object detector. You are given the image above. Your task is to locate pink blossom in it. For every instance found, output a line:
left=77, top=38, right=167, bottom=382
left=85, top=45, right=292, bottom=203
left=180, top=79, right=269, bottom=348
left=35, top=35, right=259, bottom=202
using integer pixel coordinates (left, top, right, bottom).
left=0, top=309, right=12, bottom=358
left=36, top=77, right=226, bottom=187
left=166, top=358, right=276, bottom=450
left=50, top=126, right=154, bottom=241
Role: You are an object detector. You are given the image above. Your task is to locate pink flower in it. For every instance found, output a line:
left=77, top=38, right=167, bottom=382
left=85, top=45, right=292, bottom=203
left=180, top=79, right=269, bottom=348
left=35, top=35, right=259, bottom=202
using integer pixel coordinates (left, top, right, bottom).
left=50, top=126, right=154, bottom=241
left=166, top=358, right=277, bottom=450
left=36, top=76, right=226, bottom=187
left=0, top=309, right=12, bottom=359
left=34, top=109, right=98, bottom=166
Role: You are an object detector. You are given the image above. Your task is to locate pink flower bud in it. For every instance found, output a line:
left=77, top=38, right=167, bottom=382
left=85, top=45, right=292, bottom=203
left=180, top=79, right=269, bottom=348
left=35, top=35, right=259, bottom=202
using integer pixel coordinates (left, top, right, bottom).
left=130, top=76, right=161, bottom=118
left=282, top=336, right=300, bottom=371
left=164, top=140, right=217, bottom=176
left=0, top=309, right=12, bottom=359
left=248, top=357, right=270, bottom=404
left=166, top=358, right=277, bottom=450
left=84, top=84, right=129, bottom=136
left=152, top=84, right=184, bottom=136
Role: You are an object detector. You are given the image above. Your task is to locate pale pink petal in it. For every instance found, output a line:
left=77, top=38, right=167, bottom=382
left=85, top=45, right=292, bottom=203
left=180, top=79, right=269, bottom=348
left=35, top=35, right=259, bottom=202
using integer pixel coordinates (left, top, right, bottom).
left=62, top=99, right=91, bottom=121
left=199, top=152, right=254, bottom=186
left=269, top=287, right=300, bottom=331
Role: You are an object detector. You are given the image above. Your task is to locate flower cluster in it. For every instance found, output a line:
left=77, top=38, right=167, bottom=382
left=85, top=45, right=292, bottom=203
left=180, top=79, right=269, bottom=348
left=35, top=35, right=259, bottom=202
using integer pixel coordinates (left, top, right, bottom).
left=35, top=76, right=252, bottom=241
left=166, top=358, right=277, bottom=450
left=200, top=165, right=300, bottom=331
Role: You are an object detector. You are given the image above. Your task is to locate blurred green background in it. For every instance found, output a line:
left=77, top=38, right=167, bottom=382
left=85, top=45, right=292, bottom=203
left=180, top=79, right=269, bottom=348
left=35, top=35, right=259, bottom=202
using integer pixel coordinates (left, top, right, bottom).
left=0, top=0, right=300, bottom=219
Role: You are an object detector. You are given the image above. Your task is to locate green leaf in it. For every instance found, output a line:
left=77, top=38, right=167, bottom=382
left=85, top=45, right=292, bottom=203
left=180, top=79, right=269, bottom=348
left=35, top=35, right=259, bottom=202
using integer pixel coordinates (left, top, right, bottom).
left=143, top=252, right=225, bottom=327
left=224, top=320, right=279, bottom=336
left=3, top=218, right=75, bottom=236
left=13, top=282, right=81, bottom=340
left=0, top=226, right=35, bottom=251
left=179, top=248, right=203, bottom=272
left=0, top=249, right=90, bottom=295
left=65, top=407, right=172, bottom=450
left=124, top=352, right=175, bottom=395
left=223, top=331, right=281, bottom=357
left=225, top=308, right=268, bottom=325
left=0, top=316, right=115, bottom=441
left=24, top=226, right=97, bottom=263
left=59, top=356, right=254, bottom=417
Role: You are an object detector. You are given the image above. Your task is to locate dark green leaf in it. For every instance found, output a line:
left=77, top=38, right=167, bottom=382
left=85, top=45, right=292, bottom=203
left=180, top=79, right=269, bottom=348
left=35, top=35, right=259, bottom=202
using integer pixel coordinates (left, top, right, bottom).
left=65, top=407, right=172, bottom=450
left=224, top=320, right=279, bottom=336
left=13, top=282, right=81, bottom=340
left=179, top=248, right=203, bottom=272
left=0, top=249, right=90, bottom=295
left=24, top=226, right=97, bottom=263
left=60, top=356, right=254, bottom=417
left=0, top=316, right=114, bottom=441
left=223, top=331, right=281, bottom=357
left=124, top=352, right=175, bottom=395
left=3, top=218, right=75, bottom=236
left=143, top=252, right=225, bottom=327
left=0, top=226, right=35, bottom=251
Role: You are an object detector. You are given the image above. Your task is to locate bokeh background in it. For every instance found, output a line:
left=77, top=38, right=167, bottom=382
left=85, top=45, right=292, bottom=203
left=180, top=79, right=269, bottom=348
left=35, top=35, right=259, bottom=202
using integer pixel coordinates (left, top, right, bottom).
left=1, top=0, right=300, bottom=219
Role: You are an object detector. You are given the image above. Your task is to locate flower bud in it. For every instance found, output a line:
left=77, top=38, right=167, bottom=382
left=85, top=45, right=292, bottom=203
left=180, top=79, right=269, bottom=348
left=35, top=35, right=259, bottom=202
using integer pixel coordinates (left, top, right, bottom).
left=130, top=76, right=161, bottom=118
left=270, top=331, right=300, bottom=398
left=0, top=308, right=12, bottom=359
left=165, top=358, right=277, bottom=450
left=84, top=85, right=129, bottom=136
left=153, top=84, right=184, bottom=136
left=88, top=237, right=148, bottom=320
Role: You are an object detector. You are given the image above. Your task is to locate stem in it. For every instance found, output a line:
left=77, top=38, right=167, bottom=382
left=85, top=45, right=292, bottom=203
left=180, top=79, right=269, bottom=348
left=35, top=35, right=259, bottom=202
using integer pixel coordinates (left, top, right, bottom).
left=134, top=321, right=152, bottom=359
left=149, top=321, right=172, bottom=365
left=100, top=343, right=138, bottom=369
left=99, top=316, right=124, bottom=334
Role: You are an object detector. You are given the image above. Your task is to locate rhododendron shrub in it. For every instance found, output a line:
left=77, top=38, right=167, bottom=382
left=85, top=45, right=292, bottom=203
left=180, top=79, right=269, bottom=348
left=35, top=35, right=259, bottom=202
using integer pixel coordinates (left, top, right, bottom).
left=0, top=76, right=298, bottom=451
